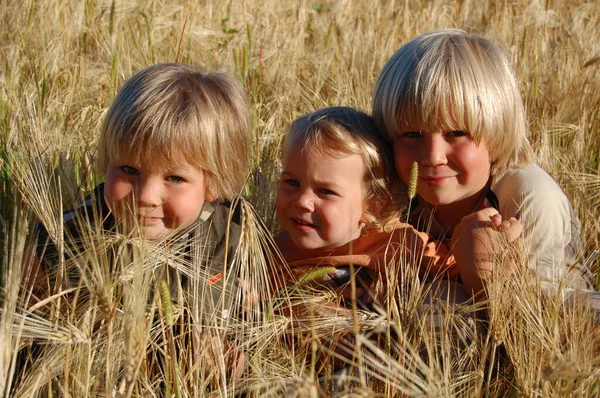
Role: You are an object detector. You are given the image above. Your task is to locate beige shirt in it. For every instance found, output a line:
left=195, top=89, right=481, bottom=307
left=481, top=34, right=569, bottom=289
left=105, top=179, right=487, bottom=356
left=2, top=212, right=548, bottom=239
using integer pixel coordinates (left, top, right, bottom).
left=491, top=165, right=590, bottom=289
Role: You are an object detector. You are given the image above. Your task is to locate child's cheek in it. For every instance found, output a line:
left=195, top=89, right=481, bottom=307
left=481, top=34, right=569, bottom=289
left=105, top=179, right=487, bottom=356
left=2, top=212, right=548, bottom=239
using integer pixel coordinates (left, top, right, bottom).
left=104, top=179, right=134, bottom=211
left=275, top=187, right=290, bottom=218
left=392, top=154, right=413, bottom=185
left=167, top=197, right=205, bottom=230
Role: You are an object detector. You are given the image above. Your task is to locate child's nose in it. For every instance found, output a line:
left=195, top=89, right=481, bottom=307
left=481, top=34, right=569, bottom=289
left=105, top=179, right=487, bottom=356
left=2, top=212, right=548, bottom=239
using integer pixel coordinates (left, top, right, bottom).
left=136, top=178, right=165, bottom=206
left=294, top=191, right=314, bottom=212
left=420, top=134, right=448, bottom=167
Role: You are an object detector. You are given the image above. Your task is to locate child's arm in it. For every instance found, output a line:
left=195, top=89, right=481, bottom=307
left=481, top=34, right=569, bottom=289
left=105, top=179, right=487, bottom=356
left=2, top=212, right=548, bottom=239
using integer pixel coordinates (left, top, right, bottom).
left=492, top=166, right=590, bottom=289
left=450, top=207, right=523, bottom=297
left=19, top=245, right=49, bottom=304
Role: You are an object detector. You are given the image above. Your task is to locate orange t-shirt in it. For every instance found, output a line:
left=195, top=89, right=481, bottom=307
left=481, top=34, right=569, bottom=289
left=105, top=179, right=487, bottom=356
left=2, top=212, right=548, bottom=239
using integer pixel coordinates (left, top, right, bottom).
left=275, top=218, right=458, bottom=285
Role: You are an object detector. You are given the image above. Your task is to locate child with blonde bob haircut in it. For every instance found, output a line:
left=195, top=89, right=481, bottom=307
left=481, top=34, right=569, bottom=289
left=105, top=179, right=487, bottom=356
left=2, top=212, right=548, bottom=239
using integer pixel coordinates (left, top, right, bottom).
left=372, top=29, right=592, bottom=294
left=97, top=63, right=250, bottom=203
left=32, top=63, right=260, bottom=323
left=275, top=106, right=454, bottom=310
left=25, top=63, right=271, bottom=385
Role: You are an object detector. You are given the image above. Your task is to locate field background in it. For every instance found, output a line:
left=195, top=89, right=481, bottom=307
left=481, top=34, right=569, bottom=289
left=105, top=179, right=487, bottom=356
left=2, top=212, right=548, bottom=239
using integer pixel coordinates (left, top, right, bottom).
left=1, top=0, right=600, bottom=396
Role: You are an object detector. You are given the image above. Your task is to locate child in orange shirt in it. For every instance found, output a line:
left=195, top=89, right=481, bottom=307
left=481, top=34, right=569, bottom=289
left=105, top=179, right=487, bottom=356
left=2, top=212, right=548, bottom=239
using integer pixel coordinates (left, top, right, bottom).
left=275, top=106, right=456, bottom=311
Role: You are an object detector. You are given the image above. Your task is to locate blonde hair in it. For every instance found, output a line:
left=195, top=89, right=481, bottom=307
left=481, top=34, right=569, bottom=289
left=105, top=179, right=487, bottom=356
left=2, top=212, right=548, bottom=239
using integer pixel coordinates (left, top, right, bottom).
left=284, top=107, right=400, bottom=222
left=97, top=63, right=251, bottom=200
left=372, top=28, right=534, bottom=177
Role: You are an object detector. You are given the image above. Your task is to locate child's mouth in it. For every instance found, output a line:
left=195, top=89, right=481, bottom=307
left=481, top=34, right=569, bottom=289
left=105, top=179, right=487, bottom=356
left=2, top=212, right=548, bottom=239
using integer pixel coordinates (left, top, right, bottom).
left=420, top=176, right=453, bottom=186
left=292, top=218, right=316, bottom=229
left=138, top=216, right=162, bottom=225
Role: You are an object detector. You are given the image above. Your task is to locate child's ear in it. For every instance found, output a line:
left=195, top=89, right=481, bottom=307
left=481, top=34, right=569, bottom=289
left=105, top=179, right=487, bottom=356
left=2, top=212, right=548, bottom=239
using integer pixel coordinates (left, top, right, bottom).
left=360, top=211, right=372, bottom=225
left=204, top=188, right=216, bottom=203
left=360, top=196, right=387, bottom=225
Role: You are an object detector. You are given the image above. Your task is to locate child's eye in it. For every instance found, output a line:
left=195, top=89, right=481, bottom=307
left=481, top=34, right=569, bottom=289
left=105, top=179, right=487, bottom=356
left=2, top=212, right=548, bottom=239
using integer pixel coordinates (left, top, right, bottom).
left=283, top=179, right=300, bottom=187
left=318, top=188, right=336, bottom=196
left=447, top=130, right=470, bottom=138
left=120, top=165, right=139, bottom=175
left=167, top=175, right=185, bottom=184
left=398, top=131, right=422, bottom=139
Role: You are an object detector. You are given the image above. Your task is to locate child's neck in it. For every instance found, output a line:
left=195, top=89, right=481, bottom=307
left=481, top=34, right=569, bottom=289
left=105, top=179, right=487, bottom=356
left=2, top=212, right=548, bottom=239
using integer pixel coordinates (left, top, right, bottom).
left=433, top=186, right=489, bottom=234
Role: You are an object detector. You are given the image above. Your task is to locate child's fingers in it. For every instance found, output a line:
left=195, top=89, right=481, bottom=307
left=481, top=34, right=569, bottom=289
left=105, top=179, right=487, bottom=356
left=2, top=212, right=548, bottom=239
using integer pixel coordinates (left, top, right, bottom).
left=238, top=278, right=260, bottom=311
left=474, top=207, right=501, bottom=220
left=502, top=217, right=522, bottom=242
left=490, top=213, right=503, bottom=228
left=453, top=207, right=501, bottom=238
left=335, top=284, right=366, bottom=300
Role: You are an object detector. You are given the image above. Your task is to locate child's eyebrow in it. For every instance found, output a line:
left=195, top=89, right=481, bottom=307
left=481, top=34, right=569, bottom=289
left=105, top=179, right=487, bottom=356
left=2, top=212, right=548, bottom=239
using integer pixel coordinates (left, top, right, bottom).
left=313, top=180, right=344, bottom=191
left=162, top=163, right=195, bottom=173
left=163, top=165, right=183, bottom=173
left=280, top=170, right=343, bottom=190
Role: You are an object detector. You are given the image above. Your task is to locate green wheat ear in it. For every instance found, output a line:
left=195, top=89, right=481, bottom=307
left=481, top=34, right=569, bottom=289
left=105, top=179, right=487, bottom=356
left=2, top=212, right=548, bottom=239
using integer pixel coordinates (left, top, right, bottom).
left=159, top=281, right=174, bottom=327
left=298, top=266, right=337, bottom=285
left=408, top=161, right=418, bottom=200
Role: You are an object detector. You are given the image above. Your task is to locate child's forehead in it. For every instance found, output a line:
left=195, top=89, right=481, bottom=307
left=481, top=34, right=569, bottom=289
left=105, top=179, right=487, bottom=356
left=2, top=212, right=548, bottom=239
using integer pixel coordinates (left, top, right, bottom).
left=400, top=118, right=457, bottom=133
left=397, top=101, right=470, bottom=132
left=286, top=140, right=357, bottom=162
left=112, top=146, right=198, bottom=171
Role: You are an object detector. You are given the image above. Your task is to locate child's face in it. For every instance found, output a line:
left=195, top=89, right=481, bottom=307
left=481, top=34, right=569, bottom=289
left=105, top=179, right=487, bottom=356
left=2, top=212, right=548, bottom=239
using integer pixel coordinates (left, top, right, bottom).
left=393, top=129, right=491, bottom=213
left=104, top=153, right=211, bottom=242
left=276, top=145, right=368, bottom=250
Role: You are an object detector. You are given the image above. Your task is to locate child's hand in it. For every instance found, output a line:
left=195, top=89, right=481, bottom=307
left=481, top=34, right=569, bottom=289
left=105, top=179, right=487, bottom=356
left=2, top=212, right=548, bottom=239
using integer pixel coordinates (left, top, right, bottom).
left=238, top=278, right=260, bottom=312
left=450, top=207, right=522, bottom=296
left=205, top=336, right=246, bottom=383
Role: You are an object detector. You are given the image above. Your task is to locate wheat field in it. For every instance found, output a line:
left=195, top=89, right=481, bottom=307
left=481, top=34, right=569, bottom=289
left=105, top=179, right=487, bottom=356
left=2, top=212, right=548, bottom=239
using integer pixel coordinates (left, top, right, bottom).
left=1, top=0, right=600, bottom=396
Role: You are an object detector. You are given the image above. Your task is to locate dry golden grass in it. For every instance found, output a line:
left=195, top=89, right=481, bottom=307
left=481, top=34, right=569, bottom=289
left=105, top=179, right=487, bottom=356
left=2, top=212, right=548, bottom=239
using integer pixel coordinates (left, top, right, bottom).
left=1, top=0, right=600, bottom=396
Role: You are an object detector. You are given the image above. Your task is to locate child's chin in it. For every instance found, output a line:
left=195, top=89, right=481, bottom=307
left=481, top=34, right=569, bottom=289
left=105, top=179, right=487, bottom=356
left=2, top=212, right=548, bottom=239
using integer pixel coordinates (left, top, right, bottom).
left=144, top=229, right=170, bottom=242
left=129, top=226, right=171, bottom=243
left=291, top=237, right=338, bottom=251
left=289, top=236, right=320, bottom=250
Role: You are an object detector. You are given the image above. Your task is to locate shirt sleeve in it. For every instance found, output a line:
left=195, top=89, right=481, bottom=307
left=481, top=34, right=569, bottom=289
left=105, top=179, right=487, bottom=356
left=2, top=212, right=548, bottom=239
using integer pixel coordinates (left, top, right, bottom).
left=395, top=223, right=458, bottom=280
left=492, top=165, right=590, bottom=289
